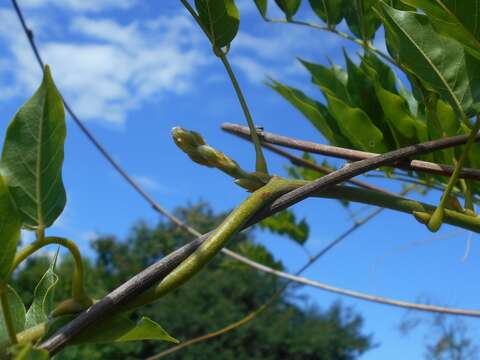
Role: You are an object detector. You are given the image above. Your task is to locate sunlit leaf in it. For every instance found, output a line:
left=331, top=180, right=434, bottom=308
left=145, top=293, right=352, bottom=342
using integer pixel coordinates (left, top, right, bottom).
left=0, top=176, right=21, bottom=283
left=377, top=3, right=480, bottom=119
left=299, top=58, right=350, bottom=103
left=323, top=89, right=389, bottom=153
left=1, top=65, right=66, bottom=230
left=0, top=286, right=25, bottom=342
left=309, top=0, right=344, bottom=26
left=375, top=83, right=428, bottom=147
left=25, top=256, right=59, bottom=329
left=46, top=314, right=177, bottom=344
left=275, top=0, right=302, bottom=20
left=344, top=52, right=396, bottom=150
left=401, top=0, right=480, bottom=60
left=267, top=79, right=351, bottom=147
left=345, top=0, right=382, bottom=40
left=259, top=210, right=309, bottom=245
left=195, top=0, right=240, bottom=48
left=253, top=0, right=268, bottom=17
left=360, top=52, right=398, bottom=94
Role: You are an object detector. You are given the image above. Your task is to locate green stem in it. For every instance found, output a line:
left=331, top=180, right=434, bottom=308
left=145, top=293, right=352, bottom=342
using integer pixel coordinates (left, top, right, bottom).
left=218, top=53, right=268, bottom=174
left=12, top=237, right=89, bottom=304
left=428, top=118, right=480, bottom=231
left=129, top=176, right=292, bottom=307
left=0, top=323, right=47, bottom=349
left=464, top=180, right=474, bottom=211
left=179, top=0, right=268, bottom=174
left=315, top=185, right=480, bottom=232
left=1, top=291, right=17, bottom=344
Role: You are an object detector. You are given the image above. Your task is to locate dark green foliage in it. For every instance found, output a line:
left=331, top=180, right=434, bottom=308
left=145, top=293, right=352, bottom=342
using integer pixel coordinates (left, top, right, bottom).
left=12, top=203, right=372, bottom=359
left=258, top=209, right=309, bottom=245
left=195, top=0, right=240, bottom=48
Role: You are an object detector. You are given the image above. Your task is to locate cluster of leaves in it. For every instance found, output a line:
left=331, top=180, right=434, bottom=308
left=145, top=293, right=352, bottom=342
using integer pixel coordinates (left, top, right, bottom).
left=12, top=204, right=373, bottom=359
left=249, top=1, right=480, bottom=198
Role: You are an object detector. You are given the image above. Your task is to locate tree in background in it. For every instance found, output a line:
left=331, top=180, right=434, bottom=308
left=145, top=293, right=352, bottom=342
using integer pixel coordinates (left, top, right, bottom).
left=12, top=203, right=371, bottom=359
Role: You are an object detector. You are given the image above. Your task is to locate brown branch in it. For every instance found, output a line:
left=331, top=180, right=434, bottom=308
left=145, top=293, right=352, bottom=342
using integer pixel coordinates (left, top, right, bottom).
left=222, top=123, right=480, bottom=181
left=239, top=134, right=394, bottom=195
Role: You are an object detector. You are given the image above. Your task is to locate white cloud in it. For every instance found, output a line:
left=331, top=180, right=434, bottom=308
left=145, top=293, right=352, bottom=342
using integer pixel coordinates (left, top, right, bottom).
left=230, top=24, right=344, bottom=84
left=0, top=9, right=210, bottom=125
left=0, top=3, right=347, bottom=125
left=231, top=55, right=277, bottom=83
left=20, top=0, right=135, bottom=12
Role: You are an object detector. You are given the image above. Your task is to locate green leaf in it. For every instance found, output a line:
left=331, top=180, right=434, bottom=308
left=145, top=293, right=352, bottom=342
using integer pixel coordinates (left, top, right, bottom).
left=309, top=0, right=345, bottom=26
left=345, top=0, right=382, bottom=40
left=46, top=314, right=177, bottom=345
left=25, top=257, right=59, bottom=329
left=344, top=52, right=396, bottom=150
left=1, top=65, right=66, bottom=230
left=195, top=0, right=240, bottom=48
left=267, top=79, right=351, bottom=147
left=0, top=176, right=21, bottom=283
left=399, top=85, right=419, bottom=116
left=401, top=0, right=480, bottom=60
left=275, top=0, right=302, bottom=19
left=375, top=84, right=428, bottom=147
left=75, top=315, right=178, bottom=344
left=360, top=52, right=398, bottom=94
left=377, top=3, right=480, bottom=119
left=299, top=58, right=350, bottom=103
left=323, top=89, right=389, bottom=153
left=387, top=0, right=415, bottom=10
left=0, top=286, right=25, bottom=342
left=259, top=210, right=309, bottom=245
left=253, top=0, right=268, bottom=17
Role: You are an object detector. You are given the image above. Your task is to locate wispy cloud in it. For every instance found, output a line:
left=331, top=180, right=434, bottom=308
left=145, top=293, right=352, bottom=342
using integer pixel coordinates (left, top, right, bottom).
left=0, top=3, right=348, bottom=125
left=0, top=9, right=209, bottom=125
left=19, top=0, right=135, bottom=12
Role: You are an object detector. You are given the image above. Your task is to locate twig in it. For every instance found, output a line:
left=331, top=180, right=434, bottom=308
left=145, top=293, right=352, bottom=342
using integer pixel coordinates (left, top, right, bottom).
left=236, top=131, right=394, bottom=195
left=222, top=123, right=480, bottom=181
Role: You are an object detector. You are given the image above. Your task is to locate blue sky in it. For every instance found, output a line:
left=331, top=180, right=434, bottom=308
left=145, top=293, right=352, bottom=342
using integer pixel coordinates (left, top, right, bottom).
left=0, top=0, right=479, bottom=358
